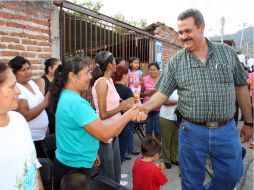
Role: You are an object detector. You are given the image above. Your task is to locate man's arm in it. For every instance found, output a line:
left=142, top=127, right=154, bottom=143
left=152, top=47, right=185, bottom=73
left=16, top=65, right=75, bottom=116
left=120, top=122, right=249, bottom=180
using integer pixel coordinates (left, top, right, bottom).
left=235, top=85, right=253, bottom=142
left=142, top=91, right=168, bottom=112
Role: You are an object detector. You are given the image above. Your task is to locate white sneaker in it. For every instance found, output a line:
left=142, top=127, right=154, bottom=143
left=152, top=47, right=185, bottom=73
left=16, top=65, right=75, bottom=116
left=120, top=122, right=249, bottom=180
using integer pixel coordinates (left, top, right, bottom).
left=121, top=174, right=128, bottom=178
left=120, top=180, right=128, bottom=186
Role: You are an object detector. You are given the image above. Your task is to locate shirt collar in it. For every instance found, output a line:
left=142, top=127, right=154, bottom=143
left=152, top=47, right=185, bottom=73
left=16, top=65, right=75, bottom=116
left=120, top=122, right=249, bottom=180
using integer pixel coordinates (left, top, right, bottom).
left=186, top=38, right=215, bottom=68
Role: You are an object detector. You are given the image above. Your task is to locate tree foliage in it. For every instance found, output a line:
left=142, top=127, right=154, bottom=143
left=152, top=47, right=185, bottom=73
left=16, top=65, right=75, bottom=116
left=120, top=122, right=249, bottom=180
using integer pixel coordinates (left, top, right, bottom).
left=71, top=0, right=147, bottom=29
left=113, top=12, right=147, bottom=29
left=73, top=0, right=103, bottom=12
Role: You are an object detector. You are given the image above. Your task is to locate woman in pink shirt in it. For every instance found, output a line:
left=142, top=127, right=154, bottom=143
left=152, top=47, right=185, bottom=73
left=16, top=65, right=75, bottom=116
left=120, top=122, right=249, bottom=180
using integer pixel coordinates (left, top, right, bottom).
left=91, top=51, right=131, bottom=183
left=141, top=63, right=161, bottom=141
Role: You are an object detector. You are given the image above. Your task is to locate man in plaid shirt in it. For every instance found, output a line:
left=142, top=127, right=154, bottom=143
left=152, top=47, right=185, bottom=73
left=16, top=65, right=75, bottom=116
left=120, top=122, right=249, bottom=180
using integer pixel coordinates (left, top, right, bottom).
left=140, top=9, right=253, bottom=190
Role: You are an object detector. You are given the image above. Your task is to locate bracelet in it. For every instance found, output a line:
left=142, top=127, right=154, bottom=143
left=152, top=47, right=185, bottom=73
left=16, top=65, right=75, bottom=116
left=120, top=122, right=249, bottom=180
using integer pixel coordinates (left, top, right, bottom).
left=244, top=121, right=253, bottom=127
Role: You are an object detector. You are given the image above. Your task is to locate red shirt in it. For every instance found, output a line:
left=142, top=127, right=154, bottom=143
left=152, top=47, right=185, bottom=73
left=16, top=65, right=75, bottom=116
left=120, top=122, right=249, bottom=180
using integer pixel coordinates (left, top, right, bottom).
left=132, top=158, right=168, bottom=190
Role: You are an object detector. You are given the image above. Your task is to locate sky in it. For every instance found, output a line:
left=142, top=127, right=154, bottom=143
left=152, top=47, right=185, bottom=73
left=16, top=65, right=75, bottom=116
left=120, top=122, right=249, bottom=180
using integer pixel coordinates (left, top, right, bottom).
left=73, top=0, right=254, bottom=37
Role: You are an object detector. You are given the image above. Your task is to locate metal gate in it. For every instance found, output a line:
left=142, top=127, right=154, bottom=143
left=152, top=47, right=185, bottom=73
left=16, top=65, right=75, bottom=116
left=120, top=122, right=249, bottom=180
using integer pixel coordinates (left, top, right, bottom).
left=57, top=1, right=176, bottom=103
left=58, top=1, right=167, bottom=62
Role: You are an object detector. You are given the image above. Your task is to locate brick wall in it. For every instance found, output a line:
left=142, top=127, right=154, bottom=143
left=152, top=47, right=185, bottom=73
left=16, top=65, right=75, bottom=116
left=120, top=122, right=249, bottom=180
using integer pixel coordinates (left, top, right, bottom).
left=0, top=1, right=56, bottom=77
left=145, top=22, right=183, bottom=66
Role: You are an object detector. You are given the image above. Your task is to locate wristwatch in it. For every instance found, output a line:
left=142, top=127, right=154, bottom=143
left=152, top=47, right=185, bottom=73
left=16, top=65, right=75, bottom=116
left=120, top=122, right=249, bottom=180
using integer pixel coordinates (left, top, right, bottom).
left=244, top=121, right=253, bottom=127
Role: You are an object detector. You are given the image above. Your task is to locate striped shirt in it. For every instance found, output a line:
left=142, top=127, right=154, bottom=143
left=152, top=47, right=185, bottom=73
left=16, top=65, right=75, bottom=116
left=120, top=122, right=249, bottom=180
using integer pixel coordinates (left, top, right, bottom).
left=156, top=39, right=247, bottom=122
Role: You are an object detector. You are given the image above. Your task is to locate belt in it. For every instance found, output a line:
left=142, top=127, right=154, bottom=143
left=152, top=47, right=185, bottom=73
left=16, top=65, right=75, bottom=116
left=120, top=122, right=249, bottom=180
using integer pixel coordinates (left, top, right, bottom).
left=183, top=117, right=231, bottom=128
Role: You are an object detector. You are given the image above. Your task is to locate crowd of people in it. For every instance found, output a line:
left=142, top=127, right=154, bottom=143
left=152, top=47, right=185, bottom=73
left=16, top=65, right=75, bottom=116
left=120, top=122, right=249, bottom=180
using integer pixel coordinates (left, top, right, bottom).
left=0, top=8, right=253, bottom=190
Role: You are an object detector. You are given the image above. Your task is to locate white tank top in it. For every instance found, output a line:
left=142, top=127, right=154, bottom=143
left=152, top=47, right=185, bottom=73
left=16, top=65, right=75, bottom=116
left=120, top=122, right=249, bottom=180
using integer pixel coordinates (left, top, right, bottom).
left=17, top=80, right=49, bottom=141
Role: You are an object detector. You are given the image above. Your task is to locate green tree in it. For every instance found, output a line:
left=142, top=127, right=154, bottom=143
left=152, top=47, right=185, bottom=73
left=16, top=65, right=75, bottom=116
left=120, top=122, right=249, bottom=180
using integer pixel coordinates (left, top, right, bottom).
left=73, top=0, right=103, bottom=12
left=113, top=12, right=147, bottom=29
left=71, top=1, right=147, bottom=29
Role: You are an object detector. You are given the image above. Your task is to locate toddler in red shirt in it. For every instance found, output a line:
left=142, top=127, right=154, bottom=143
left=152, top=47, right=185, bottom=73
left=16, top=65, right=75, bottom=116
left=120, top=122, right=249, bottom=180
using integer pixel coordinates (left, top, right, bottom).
left=132, top=137, right=168, bottom=190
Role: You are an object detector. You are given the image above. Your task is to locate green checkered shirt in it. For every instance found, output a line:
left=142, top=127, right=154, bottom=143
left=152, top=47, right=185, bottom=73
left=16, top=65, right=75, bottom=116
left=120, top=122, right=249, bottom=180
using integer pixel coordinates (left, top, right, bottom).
left=156, top=40, right=247, bottom=122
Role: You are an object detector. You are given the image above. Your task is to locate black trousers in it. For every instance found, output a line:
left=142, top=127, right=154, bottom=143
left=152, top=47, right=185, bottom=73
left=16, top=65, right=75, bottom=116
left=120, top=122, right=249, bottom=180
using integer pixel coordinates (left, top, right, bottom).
left=34, top=140, right=47, bottom=158
left=53, top=158, right=92, bottom=190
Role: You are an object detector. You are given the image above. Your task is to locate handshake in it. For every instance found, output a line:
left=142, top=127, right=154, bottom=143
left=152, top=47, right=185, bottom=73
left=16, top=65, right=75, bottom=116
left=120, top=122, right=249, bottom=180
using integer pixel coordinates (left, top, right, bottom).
left=119, top=97, right=148, bottom=122
left=125, top=103, right=148, bottom=122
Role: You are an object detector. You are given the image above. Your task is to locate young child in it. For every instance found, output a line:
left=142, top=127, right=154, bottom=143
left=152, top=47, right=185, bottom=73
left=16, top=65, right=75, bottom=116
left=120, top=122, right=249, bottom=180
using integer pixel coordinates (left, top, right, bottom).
left=128, top=57, right=143, bottom=101
left=132, top=137, right=168, bottom=190
left=60, top=170, right=92, bottom=190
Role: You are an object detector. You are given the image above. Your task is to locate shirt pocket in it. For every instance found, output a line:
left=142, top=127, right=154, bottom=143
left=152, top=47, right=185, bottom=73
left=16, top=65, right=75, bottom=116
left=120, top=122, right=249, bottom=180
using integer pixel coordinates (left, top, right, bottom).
left=212, top=64, right=234, bottom=84
left=176, top=67, right=201, bottom=87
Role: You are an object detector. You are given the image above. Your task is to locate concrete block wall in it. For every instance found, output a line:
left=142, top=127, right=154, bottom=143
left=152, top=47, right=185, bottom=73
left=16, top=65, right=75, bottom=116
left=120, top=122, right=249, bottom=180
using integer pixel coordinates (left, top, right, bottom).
left=0, top=1, right=59, bottom=77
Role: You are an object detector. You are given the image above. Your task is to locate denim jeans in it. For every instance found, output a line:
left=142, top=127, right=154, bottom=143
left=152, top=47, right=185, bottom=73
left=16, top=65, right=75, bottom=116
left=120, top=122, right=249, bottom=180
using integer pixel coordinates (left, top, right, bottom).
left=178, top=119, right=243, bottom=190
left=145, top=111, right=160, bottom=135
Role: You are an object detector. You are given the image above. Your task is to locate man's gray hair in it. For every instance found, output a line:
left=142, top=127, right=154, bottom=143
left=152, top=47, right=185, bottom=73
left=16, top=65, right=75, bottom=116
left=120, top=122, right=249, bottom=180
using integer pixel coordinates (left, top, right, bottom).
left=178, top=9, right=204, bottom=27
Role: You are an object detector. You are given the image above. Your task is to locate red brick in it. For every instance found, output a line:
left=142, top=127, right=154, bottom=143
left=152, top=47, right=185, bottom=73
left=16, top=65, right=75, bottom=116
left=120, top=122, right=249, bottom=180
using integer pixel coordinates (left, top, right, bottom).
left=5, top=22, right=47, bottom=34
left=38, top=41, right=50, bottom=46
left=22, top=39, right=38, bottom=45
left=32, top=72, right=44, bottom=77
left=0, top=31, right=8, bottom=35
left=41, top=29, right=49, bottom=35
left=24, top=10, right=38, bottom=17
left=0, top=3, right=23, bottom=12
left=33, top=19, right=49, bottom=27
left=21, top=52, right=37, bottom=58
left=38, top=53, right=51, bottom=58
left=29, top=34, right=48, bottom=41
left=1, top=36, right=19, bottom=43
left=0, top=12, right=13, bottom=20
left=0, top=12, right=49, bottom=27
left=25, top=25, right=41, bottom=33
left=31, top=65, right=40, bottom=70
left=43, top=47, right=51, bottom=53
left=27, top=46, right=37, bottom=52
left=0, top=43, right=7, bottom=49
left=27, top=46, right=43, bottom=52
left=8, top=44, right=25, bottom=51
left=30, top=59, right=43, bottom=65
left=1, top=51, right=20, bottom=56
left=6, top=22, right=25, bottom=29
left=10, top=32, right=28, bottom=38
left=0, top=21, right=5, bottom=26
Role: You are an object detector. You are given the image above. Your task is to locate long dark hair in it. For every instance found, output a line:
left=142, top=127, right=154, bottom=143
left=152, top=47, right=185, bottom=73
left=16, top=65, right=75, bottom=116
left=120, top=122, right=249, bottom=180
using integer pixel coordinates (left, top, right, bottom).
left=49, top=56, right=92, bottom=113
left=90, top=51, right=114, bottom=86
left=44, top=58, right=60, bottom=74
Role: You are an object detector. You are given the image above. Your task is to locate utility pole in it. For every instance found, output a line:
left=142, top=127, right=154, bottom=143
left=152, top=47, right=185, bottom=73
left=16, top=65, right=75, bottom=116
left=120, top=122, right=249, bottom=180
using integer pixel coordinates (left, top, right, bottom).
left=246, top=43, right=249, bottom=56
left=253, top=25, right=254, bottom=57
left=240, top=23, right=246, bottom=52
left=220, top=17, right=225, bottom=43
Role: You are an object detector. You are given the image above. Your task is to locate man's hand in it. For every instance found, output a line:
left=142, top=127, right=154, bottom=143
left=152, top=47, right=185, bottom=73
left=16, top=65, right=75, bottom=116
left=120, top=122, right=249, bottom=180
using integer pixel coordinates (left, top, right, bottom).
left=138, top=104, right=149, bottom=114
left=129, top=104, right=147, bottom=122
left=240, top=125, right=253, bottom=143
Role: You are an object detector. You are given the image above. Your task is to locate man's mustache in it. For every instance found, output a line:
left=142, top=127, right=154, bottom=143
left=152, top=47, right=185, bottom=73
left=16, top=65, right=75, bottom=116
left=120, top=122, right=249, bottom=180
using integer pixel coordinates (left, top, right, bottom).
left=182, top=38, right=192, bottom=42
